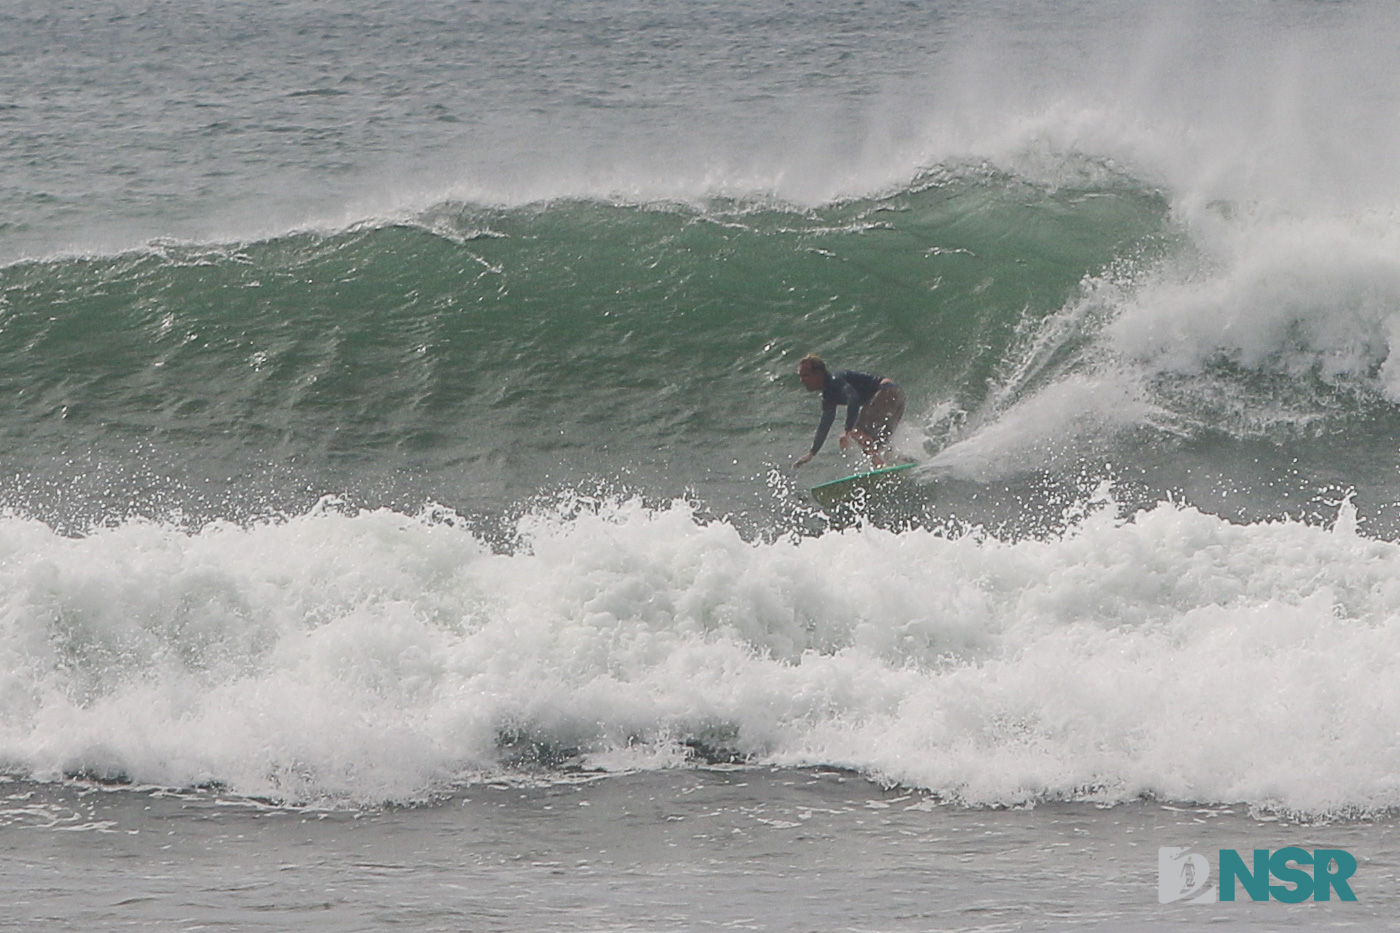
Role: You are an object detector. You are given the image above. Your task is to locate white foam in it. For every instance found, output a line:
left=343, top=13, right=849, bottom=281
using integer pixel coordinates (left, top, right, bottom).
left=2, top=495, right=1398, bottom=813
left=1103, top=216, right=1400, bottom=383
left=930, top=205, right=1400, bottom=478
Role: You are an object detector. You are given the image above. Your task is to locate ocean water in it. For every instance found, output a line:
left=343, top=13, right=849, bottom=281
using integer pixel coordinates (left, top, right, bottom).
left=5, top=0, right=1400, bottom=928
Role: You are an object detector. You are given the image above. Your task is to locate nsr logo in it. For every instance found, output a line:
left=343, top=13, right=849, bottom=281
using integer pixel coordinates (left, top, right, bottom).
left=1158, top=846, right=1358, bottom=904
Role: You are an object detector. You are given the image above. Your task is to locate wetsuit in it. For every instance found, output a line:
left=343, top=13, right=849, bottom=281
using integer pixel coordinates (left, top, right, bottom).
left=808, top=369, right=891, bottom=455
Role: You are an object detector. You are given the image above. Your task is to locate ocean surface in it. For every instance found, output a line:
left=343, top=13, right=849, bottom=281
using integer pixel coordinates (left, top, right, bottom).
left=5, top=0, right=1400, bottom=929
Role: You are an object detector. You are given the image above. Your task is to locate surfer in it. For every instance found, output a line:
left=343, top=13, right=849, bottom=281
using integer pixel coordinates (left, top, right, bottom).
left=792, top=354, right=905, bottom=469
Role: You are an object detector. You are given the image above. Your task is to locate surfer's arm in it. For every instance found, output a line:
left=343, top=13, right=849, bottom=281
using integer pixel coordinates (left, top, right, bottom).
left=843, top=400, right=863, bottom=432
left=797, top=404, right=838, bottom=467
left=810, top=403, right=838, bottom=454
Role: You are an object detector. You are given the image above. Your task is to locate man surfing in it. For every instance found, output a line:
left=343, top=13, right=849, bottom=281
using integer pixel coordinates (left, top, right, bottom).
left=792, top=353, right=906, bottom=469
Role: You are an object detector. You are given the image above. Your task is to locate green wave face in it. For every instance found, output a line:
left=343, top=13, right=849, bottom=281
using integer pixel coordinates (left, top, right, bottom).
left=0, top=171, right=1171, bottom=527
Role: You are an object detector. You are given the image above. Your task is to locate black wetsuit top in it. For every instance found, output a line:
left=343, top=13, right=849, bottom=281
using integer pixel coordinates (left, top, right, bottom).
left=810, top=369, right=886, bottom=454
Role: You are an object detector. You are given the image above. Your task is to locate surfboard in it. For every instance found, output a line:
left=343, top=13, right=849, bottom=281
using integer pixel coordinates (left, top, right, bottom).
left=810, top=462, right=916, bottom=510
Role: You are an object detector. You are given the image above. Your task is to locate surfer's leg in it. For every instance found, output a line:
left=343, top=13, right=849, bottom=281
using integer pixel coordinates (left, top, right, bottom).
left=854, top=385, right=906, bottom=463
left=847, top=429, right=883, bottom=466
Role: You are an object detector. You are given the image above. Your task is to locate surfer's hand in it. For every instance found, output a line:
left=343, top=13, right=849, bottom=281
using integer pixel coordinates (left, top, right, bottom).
left=794, top=452, right=814, bottom=469
left=838, top=432, right=852, bottom=450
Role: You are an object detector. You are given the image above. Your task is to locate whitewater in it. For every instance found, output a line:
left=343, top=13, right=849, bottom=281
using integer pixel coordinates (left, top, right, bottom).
left=4, top=486, right=1400, bottom=812
left=6, top=0, right=1400, bottom=929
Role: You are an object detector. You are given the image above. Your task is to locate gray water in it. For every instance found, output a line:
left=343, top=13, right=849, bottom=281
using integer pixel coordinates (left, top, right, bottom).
left=4, top=769, right=1399, bottom=931
left=0, top=0, right=961, bottom=262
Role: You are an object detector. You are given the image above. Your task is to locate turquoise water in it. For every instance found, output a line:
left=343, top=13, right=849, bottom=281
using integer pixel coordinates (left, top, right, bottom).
left=0, top=175, right=1171, bottom=530
left=6, top=0, right=1400, bottom=534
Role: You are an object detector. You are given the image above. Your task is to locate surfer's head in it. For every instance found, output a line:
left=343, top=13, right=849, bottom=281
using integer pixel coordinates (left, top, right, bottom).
left=798, top=354, right=827, bottom=391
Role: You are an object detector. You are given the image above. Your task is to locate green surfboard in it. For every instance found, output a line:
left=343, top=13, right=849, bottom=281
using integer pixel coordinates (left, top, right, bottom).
left=810, top=462, right=916, bottom=510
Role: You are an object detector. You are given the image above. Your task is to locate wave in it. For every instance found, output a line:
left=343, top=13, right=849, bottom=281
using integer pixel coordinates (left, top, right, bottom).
left=7, top=158, right=1400, bottom=532
left=1, top=492, right=1396, bottom=815
left=0, top=171, right=1170, bottom=524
